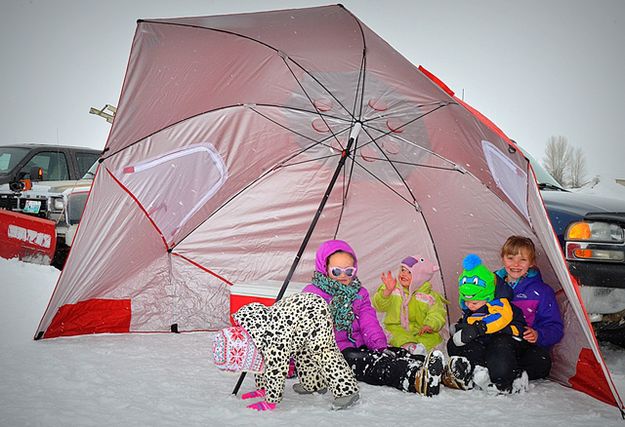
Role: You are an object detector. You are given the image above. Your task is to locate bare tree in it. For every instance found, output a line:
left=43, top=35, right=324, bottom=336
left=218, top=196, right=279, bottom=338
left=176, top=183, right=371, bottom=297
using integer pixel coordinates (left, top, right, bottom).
left=568, top=147, right=587, bottom=188
left=543, top=136, right=572, bottom=185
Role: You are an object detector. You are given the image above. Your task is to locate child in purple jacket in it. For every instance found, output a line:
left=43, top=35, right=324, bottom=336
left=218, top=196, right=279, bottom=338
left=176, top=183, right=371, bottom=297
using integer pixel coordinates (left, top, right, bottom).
left=494, top=236, right=564, bottom=382
left=302, top=239, right=465, bottom=396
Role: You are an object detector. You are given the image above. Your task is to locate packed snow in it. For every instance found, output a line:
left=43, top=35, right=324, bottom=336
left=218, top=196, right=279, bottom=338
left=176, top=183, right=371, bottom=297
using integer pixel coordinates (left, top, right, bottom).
left=1, top=257, right=625, bottom=426
left=571, top=175, right=625, bottom=200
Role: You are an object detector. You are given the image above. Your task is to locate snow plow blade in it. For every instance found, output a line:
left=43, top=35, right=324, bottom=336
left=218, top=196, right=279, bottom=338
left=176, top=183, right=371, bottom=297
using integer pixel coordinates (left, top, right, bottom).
left=0, top=209, right=56, bottom=264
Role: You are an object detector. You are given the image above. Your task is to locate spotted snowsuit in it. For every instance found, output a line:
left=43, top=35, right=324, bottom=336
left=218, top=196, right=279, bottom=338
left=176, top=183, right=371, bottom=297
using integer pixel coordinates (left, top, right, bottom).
left=232, top=292, right=359, bottom=404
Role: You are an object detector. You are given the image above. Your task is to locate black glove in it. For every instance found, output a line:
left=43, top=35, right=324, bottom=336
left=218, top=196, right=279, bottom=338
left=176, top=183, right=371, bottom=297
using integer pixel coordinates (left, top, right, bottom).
left=452, top=321, right=466, bottom=334
left=453, top=321, right=487, bottom=346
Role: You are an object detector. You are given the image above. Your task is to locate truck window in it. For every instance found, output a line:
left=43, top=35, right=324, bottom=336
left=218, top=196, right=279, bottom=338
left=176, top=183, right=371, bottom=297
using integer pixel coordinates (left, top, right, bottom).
left=21, top=151, right=70, bottom=181
left=75, top=152, right=100, bottom=177
left=0, top=147, right=29, bottom=173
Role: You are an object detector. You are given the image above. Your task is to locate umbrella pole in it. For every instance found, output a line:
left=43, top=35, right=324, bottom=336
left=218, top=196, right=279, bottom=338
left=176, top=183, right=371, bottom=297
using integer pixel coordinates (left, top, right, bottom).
left=232, top=122, right=361, bottom=395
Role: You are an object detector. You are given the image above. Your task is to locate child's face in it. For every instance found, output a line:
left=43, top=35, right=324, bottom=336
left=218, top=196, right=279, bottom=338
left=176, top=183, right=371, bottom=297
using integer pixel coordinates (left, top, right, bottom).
left=398, top=266, right=412, bottom=288
left=465, top=300, right=487, bottom=311
left=327, top=252, right=356, bottom=285
left=502, top=249, right=533, bottom=281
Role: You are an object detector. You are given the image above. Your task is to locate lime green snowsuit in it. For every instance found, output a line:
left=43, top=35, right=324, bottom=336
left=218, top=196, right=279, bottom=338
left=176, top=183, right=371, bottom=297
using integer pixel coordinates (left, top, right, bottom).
left=372, top=281, right=447, bottom=350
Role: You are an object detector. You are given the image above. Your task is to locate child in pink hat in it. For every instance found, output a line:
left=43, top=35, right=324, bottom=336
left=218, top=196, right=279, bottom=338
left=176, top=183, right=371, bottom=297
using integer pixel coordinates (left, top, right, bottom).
left=373, top=255, right=447, bottom=353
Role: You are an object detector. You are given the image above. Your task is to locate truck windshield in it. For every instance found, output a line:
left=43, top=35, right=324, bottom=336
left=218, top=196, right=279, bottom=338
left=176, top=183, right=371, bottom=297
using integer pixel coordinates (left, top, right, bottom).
left=82, top=160, right=98, bottom=179
left=519, top=147, right=565, bottom=190
left=0, top=147, right=29, bottom=174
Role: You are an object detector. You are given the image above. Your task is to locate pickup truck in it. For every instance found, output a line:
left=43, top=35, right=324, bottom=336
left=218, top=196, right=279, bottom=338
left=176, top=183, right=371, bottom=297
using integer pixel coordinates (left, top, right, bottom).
left=526, top=151, right=625, bottom=346
left=0, top=143, right=100, bottom=187
left=0, top=143, right=101, bottom=267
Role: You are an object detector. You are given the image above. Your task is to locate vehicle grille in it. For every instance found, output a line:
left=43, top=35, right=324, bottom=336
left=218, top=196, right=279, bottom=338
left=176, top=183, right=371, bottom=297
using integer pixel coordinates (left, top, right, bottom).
left=19, top=198, right=48, bottom=212
left=67, top=192, right=88, bottom=224
left=0, top=195, right=47, bottom=218
left=0, top=196, right=18, bottom=210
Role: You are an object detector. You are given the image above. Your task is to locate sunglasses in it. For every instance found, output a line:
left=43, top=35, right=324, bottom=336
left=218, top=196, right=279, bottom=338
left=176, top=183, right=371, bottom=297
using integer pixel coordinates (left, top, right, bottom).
left=329, top=266, right=357, bottom=277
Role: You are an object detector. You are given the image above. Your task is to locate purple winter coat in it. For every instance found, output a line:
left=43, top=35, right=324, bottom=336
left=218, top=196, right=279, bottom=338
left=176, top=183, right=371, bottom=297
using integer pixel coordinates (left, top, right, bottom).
left=495, top=267, right=564, bottom=348
left=303, top=239, right=388, bottom=351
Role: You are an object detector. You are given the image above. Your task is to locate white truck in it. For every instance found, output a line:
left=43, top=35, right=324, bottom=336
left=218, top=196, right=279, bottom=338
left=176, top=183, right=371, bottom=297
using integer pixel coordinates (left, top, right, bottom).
left=0, top=144, right=100, bottom=268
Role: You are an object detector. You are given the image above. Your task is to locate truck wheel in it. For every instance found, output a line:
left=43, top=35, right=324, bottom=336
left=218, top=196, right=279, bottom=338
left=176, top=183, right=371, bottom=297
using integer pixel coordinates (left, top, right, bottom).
left=51, top=242, right=70, bottom=270
left=594, top=322, right=625, bottom=348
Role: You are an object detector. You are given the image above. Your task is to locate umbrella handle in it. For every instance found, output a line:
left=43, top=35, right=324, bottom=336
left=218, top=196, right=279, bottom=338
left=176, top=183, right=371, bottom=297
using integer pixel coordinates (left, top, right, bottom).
left=232, top=371, right=247, bottom=396
left=231, top=122, right=361, bottom=396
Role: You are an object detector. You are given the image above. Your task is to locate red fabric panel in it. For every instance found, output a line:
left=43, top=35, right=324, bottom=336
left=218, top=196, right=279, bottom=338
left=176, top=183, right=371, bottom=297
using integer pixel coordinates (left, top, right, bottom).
left=44, top=299, right=131, bottom=338
left=569, top=347, right=617, bottom=406
left=229, top=294, right=275, bottom=325
left=0, top=209, right=56, bottom=262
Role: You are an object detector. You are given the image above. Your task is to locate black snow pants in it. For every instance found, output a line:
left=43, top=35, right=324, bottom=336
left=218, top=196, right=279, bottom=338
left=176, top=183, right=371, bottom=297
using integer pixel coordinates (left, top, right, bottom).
left=341, top=346, right=424, bottom=393
left=447, top=333, right=552, bottom=391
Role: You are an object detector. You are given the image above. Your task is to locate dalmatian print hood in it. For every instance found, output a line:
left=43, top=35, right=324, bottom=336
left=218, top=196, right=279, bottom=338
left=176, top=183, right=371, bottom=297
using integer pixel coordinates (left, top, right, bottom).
left=232, top=302, right=271, bottom=349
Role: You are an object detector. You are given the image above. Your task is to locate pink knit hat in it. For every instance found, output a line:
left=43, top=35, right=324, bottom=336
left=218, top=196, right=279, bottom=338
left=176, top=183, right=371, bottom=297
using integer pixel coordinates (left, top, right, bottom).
left=212, top=326, right=265, bottom=373
left=398, top=256, right=439, bottom=330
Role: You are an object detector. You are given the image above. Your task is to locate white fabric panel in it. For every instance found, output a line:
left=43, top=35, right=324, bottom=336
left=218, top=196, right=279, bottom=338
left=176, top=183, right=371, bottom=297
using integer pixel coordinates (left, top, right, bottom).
left=117, top=144, right=227, bottom=243
left=174, top=155, right=440, bottom=295
left=482, top=140, right=529, bottom=219
left=407, top=167, right=535, bottom=324
left=38, top=169, right=170, bottom=330
left=165, top=254, right=230, bottom=331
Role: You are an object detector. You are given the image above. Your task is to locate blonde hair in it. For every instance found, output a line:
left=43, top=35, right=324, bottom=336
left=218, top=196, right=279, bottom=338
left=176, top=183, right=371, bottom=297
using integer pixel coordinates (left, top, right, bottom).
left=501, top=235, right=536, bottom=264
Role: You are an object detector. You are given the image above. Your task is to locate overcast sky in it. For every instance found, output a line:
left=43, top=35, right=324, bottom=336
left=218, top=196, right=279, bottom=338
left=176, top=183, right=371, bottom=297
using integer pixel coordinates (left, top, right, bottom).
left=2, top=0, right=624, bottom=180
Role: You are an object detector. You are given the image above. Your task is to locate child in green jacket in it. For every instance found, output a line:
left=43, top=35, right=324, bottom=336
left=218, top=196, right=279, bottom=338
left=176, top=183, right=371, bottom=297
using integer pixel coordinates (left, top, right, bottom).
left=372, top=256, right=447, bottom=353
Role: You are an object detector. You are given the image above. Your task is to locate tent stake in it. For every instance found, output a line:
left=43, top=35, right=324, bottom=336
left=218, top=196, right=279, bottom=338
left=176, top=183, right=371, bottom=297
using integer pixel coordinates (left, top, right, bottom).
left=231, top=122, right=361, bottom=395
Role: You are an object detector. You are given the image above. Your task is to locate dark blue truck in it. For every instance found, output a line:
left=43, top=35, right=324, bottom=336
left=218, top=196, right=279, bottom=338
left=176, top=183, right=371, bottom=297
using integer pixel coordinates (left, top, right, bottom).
left=527, top=152, right=625, bottom=345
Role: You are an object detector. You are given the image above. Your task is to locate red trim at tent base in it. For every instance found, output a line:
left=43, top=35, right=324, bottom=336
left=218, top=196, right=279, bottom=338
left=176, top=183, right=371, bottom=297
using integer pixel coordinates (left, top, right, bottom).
left=44, top=299, right=131, bottom=338
left=570, top=347, right=618, bottom=406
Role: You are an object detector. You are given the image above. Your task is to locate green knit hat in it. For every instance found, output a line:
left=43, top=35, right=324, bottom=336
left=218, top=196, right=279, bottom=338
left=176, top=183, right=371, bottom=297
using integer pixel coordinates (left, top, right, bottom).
left=458, top=254, right=495, bottom=305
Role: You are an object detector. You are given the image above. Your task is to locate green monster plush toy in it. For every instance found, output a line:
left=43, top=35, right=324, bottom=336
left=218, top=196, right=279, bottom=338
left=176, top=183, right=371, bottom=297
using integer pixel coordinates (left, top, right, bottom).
left=457, top=253, right=495, bottom=309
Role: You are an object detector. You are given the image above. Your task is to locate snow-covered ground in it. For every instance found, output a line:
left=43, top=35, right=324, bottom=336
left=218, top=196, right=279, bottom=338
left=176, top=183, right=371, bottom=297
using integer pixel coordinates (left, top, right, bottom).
left=1, top=256, right=625, bottom=426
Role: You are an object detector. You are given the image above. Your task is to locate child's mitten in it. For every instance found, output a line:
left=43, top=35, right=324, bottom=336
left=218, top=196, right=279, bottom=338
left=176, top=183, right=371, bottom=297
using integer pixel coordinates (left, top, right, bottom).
left=453, top=321, right=487, bottom=346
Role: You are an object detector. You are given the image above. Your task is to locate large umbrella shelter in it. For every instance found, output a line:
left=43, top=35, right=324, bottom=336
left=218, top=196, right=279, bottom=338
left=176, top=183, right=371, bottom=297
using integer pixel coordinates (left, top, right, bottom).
left=36, top=5, right=622, bottom=410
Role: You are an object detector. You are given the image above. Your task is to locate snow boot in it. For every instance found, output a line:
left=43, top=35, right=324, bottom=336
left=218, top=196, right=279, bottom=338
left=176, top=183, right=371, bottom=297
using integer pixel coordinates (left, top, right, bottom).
left=442, top=355, right=473, bottom=390
left=331, top=392, right=359, bottom=410
left=511, top=370, right=529, bottom=394
left=402, top=342, right=427, bottom=356
left=414, top=349, right=444, bottom=397
left=473, top=365, right=525, bottom=395
left=293, top=383, right=327, bottom=395
left=472, top=365, right=499, bottom=394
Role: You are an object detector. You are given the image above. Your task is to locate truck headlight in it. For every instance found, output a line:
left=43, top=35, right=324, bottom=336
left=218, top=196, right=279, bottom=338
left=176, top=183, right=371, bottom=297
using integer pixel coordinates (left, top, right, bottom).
left=566, top=221, right=624, bottom=243
left=566, top=243, right=625, bottom=261
left=52, top=197, right=65, bottom=211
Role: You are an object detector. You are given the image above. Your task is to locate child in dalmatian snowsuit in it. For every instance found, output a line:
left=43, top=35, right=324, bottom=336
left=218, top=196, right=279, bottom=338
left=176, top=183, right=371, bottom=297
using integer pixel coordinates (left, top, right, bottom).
left=212, top=292, right=360, bottom=411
